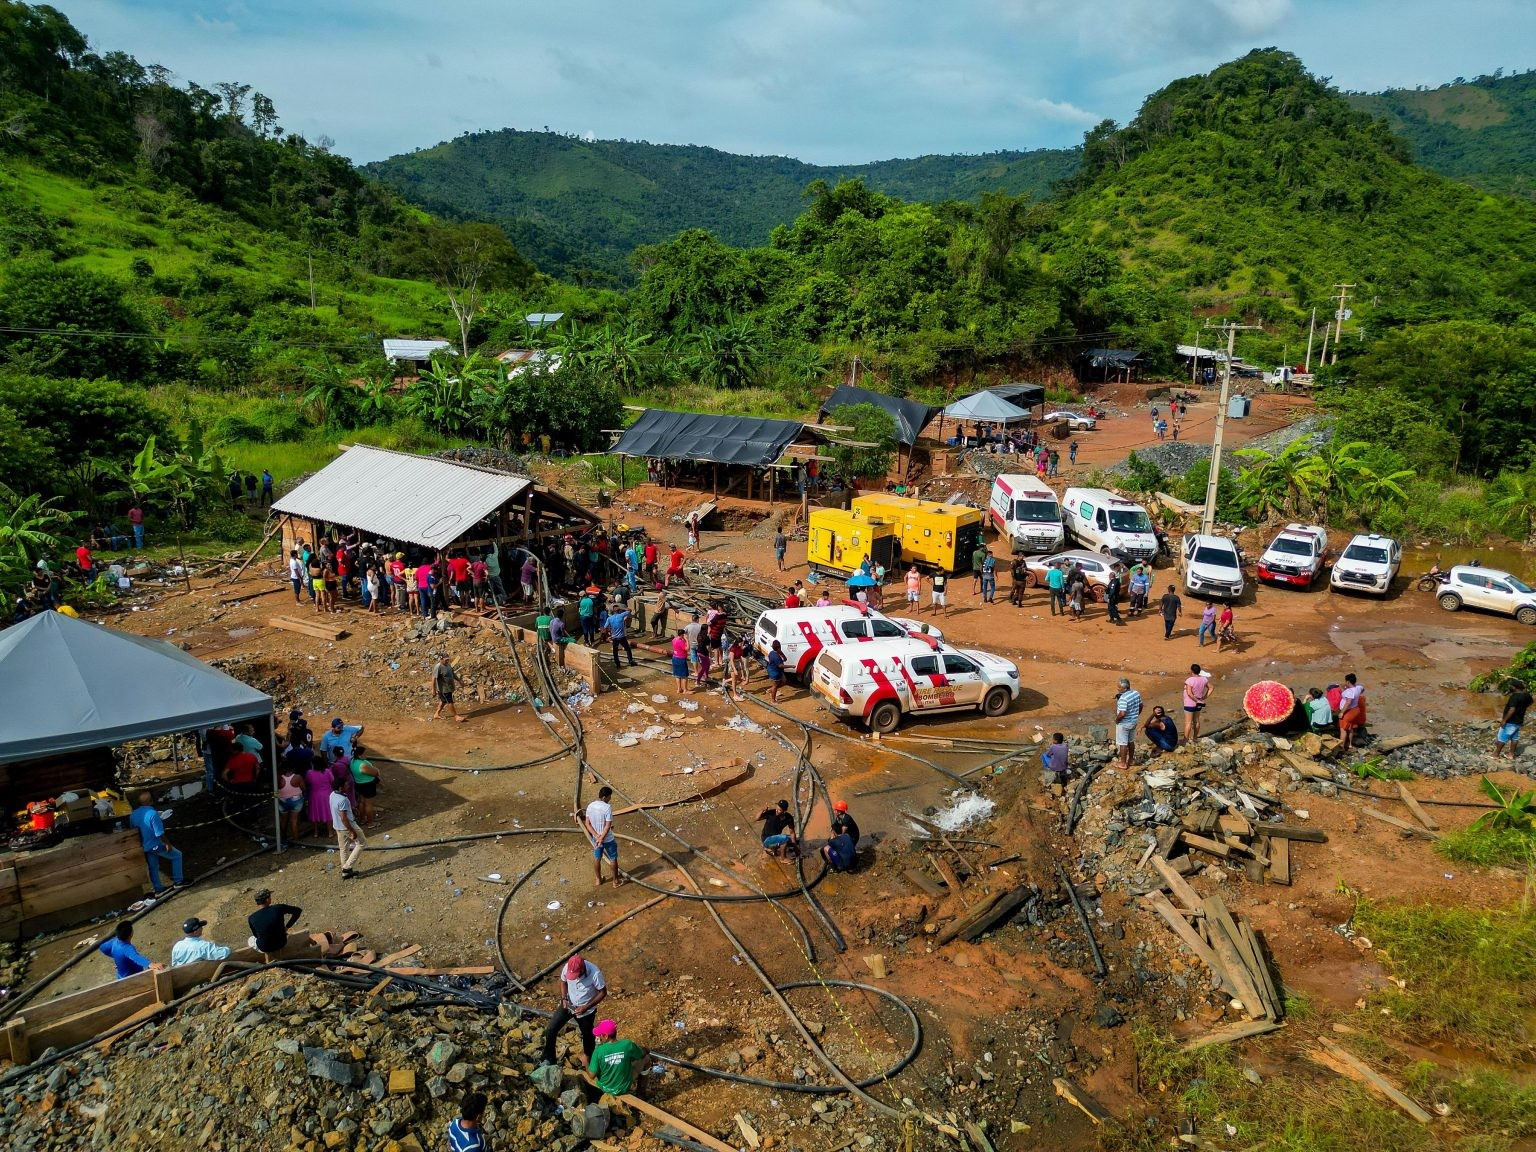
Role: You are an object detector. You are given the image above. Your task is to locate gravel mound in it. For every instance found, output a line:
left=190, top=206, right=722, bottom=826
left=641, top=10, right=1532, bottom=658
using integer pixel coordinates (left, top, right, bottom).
left=1104, top=441, right=1211, bottom=480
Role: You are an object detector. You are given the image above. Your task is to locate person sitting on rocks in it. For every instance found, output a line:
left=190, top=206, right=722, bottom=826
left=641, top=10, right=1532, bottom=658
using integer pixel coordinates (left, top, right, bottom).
left=1144, top=706, right=1179, bottom=755
left=588, top=1018, right=646, bottom=1100
left=170, top=917, right=231, bottom=967
left=447, top=1091, right=489, bottom=1152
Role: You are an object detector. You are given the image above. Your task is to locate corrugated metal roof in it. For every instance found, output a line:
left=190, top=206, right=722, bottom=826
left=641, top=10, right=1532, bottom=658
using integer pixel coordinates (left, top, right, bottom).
left=382, top=338, right=453, bottom=361
left=273, top=445, right=531, bottom=549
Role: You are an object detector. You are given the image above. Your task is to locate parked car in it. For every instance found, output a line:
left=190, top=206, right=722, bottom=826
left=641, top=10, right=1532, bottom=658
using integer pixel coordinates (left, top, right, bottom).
left=1435, top=566, right=1536, bottom=625
left=809, top=635, right=1020, bottom=734
left=1181, top=534, right=1245, bottom=600
left=1022, top=549, right=1126, bottom=599
left=1256, top=523, right=1329, bottom=588
left=1328, top=533, right=1401, bottom=596
left=1041, top=410, right=1097, bottom=430
left=753, top=605, right=943, bottom=677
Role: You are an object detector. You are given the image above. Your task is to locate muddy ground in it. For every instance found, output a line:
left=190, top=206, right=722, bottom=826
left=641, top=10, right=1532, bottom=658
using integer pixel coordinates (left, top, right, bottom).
left=13, top=384, right=1536, bottom=1149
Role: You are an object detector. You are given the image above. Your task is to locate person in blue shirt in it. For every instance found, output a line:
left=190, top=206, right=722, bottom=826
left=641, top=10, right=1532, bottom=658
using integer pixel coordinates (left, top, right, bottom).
left=99, top=922, right=162, bottom=979
left=447, top=1091, right=488, bottom=1151
left=320, top=717, right=364, bottom=759
left=128, top=790, right=182, bottom=894
left=170, top=918, right=232, bottom=967
left=604, top=604, right=635, bottom=669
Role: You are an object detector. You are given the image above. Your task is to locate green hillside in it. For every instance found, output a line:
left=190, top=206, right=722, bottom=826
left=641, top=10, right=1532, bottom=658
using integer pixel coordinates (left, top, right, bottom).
left=366, top=130, right=1077, bottom=283
left=1348, top=70, right=1536, bottom=198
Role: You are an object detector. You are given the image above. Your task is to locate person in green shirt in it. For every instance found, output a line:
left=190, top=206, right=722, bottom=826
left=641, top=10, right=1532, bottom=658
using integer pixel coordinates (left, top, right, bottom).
left=587, top=1019, right=646, bottom=1098
left=971, top=544, right=987, bottom=593
left=350, top=753, right=380, bottom=827
left=536, top=608, right=553, bottom=642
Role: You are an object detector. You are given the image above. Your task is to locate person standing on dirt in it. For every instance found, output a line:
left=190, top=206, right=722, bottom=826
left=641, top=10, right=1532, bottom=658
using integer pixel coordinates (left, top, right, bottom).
left=1497, top=681, right=1532, bottom=760
left=228, top=471, right=243, bottom=508
left=329, top=763, right=366, bottom=879
left=520, top=553, right=538, bottom=603
left=1197, top=602, right=1217, bottom=647
left=971, top=543, right=988, bottom=594
left=604, top=602, right=636, bottom=670
left=1009, top=556, right=1029, bottom=606
left=671, top=629, right=692, bottom=695
left=651, top=585, right=670, bottom=640
left=1215, top=603, right=1236, bottom=652
left=774, top=526, right=787, bottom=572
left=1105, top=566, right=1124, bottom=624
left=667, top=543, right=686, bottom=586
left=1114, top=678, right=1142, bottom=769
left=432, top=655, right=467, bottom=723
left=128, top=502, right=145, bottom=549
left=1129, top=563, right=1151, bottom=616
left=765, top=640, right=787, bottom=703
left=541, top=954, right=607, bottom=1067
left=643, top=538, right=659, bottom=583
left=980, top=552, right=997, bottom=604
left=905, top=564, right=921, bottom=608
left=686, top=512, right=700, bottom=550
left=130, top=790, right=182, bottom=894
left=584, top=786, right=621, bottom=887
left=1183, top=663, right=1211, bottom=742
left=1046, top=563, right=1066, bottom=616
left=1159, top=585, right=1183, bottom=640
left=1069, top=440, right=1079, bottom=466
left=929, top=568, right=949, bottom=615
left=1337, top=673, right=1367, bottom=752
left=579, top=587, right=598, bottom=645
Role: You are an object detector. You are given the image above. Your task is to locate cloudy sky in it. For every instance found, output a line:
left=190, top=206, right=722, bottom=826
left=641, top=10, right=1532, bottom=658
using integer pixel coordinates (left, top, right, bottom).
left=67, top=0, right=1534, bottom=164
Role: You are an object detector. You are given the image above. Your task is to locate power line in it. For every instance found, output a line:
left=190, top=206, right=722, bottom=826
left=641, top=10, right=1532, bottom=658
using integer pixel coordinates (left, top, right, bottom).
left=0, top=325, right=376, bottom=351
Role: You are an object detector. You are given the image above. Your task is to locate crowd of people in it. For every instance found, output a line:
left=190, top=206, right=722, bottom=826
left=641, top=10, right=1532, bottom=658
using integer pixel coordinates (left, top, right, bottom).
left=96, top=886, right=306, bottom=979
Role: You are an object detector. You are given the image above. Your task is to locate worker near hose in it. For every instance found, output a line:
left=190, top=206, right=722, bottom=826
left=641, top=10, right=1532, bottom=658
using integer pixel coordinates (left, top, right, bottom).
left=821, top=800, right=860, bottom=873
left=757, top=799, right=798, bottom=860
left=541, top=954, right=607, bottom=1067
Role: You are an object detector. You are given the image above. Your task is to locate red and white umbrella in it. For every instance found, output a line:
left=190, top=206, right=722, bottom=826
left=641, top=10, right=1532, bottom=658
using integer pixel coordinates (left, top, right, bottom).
left=1242, top=680, right=1295, bottom=725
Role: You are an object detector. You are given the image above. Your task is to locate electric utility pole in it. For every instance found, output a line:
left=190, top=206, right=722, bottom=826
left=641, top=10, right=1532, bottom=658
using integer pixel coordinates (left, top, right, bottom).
left=1202, top=320, right=1262, bottom=535
left=1303, top=307, right=1316, bottom=374
left=1331, top=283, right=1354, bottom=365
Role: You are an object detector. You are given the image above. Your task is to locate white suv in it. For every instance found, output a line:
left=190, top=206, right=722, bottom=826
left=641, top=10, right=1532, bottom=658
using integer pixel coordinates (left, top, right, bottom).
left=810, top=637, right=1020, bottom=734
left=1436, top=566, right=1536, bottom=626
left=1181, top=534, right=1245, bottom=600
left=1256, top=524, right=1328, bottom=589
left=753, top=605, right=943, bottom=678
left=1329, top=533, right=1401, bottom=596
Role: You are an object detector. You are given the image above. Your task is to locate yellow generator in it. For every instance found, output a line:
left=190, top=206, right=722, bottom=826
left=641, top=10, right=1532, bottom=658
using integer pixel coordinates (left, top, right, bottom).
left=851, top=493, right=984, bottom=574
left=806, top=508, right=900, bottom=579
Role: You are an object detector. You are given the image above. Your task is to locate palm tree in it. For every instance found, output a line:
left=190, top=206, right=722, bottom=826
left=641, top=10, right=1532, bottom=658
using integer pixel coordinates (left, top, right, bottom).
left=1234, top=438, right=1317, bottom=520
left=0, top=485, right=70, bottom=590
left=688, top=318, right=762, bottom=390
left=303, top=364, right=358, bottom=431
left=1491, top=469, right=1536, bottom=542
left=1301, top=438, right=1369, bottom=524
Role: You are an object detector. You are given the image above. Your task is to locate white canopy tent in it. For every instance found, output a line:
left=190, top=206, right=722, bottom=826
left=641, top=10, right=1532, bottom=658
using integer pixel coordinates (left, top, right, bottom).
left=942, top=391, right=1032, bottom=423
left=0, top=612, right=280, bottom=842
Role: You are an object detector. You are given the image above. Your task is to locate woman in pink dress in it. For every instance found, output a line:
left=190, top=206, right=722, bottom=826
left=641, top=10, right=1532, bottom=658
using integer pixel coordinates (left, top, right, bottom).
left=305, top=761, right=334, bottom=839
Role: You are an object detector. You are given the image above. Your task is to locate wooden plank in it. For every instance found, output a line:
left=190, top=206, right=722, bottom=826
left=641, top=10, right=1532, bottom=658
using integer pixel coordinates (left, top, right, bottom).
left=376, top=944, right=421, bottom=966
left=1155, top=824, right=1183, bottom=858
left=1358, top=805, right=1439, bottom=840
left=1243, top=851, right=1267, bottom=886
left=267, top=615, right=348, bottom=640
left=1227, top=836, right=1270, bottom=868
left=1396, top=782, right=1439, bottom=832
left=1251, top=822, right=1328, bottom=844
left=1142, top=892, right=1238, bottom=997
left=963, top=1120, right=996, bottom=1152
left=958, top=886, right=1032, bottom=943
left=1150, top=855, right=1203, bottom=914
left=27, top=969, right=157, bottom=1027
left=3, top=1015, right=28, bottom=1064
left=1181, top=1019, right=1282, bottom=1052
left=152, top=967, right=175, bottom=1005
left=20, top=873, right=145, bottom=919
left=1239, top=920, right=1282, bottom=1021
left=367, top=977, right=394, bottom=997
left=1182, top=833, right=1231, bottom=859
left=1310, top=1038, right=1432, bottom=1123
left=384, top=965, right=493, bottom=976
left=927, top=853, right=969, bottom=908
left=1217, top=813, right=1253, bottom=838
left=1201, top=897, right=1269, bottom=1021
left=29, top=991, right=157, bottom=1051
left=1266, top=837, right=1291, bottom=886
left=902, top=868, right=946, bottom=898
left=618, top=1092, right=736, bottom=1152
left=1053, top=1077, right=1112, bottom=1125
left=935, top=889, right=1011, bottom=946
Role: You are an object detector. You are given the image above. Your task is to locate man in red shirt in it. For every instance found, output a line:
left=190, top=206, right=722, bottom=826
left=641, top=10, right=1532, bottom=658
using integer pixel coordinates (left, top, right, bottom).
left=448, top=552, right=471, bottom=604
left=642, top=540, right=658, bottom=582
left=127, top=504, right=145, bottom=549
left=335, top=545, right=351, bottom=599
left=76, top=542, right=94, bottom=580
left=784, top=587, right=800, bottom=608
left=221, top=748, right=260, bottom=789
left=666, top=545, right=686, bottom=586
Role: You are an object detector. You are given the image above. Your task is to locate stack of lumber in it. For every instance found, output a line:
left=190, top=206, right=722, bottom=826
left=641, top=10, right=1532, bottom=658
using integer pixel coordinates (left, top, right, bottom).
left=267, top=614, right=348, bottom=640
left=1154, top=783, right=1328, bottom=887
left=1141, top=854, right=1284, bottom=1035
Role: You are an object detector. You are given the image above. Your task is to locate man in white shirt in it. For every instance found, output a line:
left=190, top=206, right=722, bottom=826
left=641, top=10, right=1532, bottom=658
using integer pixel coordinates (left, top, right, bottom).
left=330, top=781, right=366, bottom=878
left=170, top=917, right=232, bottom=967
left=540, top=953, right=607, bottom=1067
left=584, top=786, right=620, bottom=888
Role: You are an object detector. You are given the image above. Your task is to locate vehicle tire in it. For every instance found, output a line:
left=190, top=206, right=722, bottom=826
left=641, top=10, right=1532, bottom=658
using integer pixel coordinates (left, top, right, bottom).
left=1416, top=575, right=1438, bottom=592
left=1026, top=571, right=1042, bottom=588
left=982, top=687, right=1010, bottom=717
left=1438, top=592, right=1462, bottom=612
left=868, top=700, right=902, bottom=735
left=1518, top=606, right=1536, bottom=626
left=1100, top=545, right=1113, bottom=557
left=1087, top=584, right=1104, bottom=603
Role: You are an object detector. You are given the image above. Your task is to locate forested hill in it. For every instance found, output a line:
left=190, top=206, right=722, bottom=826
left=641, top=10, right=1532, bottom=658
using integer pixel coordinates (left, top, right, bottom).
left=1348, top=70, right=1536, bottom=199
left=365, top=131, right=1078, bottom=284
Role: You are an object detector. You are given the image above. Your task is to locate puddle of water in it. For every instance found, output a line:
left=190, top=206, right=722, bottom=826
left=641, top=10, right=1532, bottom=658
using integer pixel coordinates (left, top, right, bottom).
left=1403, top=544, right=1533, bottom=582
left=227, top=627, right=259, bottom=639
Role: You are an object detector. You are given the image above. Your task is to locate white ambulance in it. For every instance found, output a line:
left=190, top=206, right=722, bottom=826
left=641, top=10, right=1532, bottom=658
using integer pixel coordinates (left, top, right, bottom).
left=752, top=604, right=943, bottom=678
left=810, top=635, right=1020, bottom=734
left=988, top=474, right=1064, bottom=553
left=1060, top=487, right=1159, bottom=565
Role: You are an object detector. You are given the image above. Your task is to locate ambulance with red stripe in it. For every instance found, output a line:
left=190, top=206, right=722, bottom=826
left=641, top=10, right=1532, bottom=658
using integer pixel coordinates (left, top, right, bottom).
left=810, top=635, right=1020, bottom=734
left=753, top=604, right=944, bottom=679
left=988, top=473, right=1064, bottom=553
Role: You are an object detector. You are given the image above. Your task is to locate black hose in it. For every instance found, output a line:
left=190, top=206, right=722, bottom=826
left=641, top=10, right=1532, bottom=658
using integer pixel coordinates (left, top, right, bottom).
left=1055, top=861, right=1108, bottom=979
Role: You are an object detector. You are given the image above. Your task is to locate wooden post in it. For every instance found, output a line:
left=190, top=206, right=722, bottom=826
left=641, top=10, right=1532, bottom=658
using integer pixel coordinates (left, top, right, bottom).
left=524, top=492, right=533, bottom=545
left=3, top=1015, right=29, bottom=1064
left=712, top=463, right=719, bottom=499
left=618, top=455, right=626, bottom=495
left=153, top=967, right=175, bottom=1005
left=769, top=467, right=775, bottom=505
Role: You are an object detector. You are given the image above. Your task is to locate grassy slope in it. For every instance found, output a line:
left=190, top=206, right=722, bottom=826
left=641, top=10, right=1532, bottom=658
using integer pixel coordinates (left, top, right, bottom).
left=1348, top=71, right=1536, bottom=198
left=2, top=163, right=449, bottom=346
left=366, top=129, right=1078, bottom=281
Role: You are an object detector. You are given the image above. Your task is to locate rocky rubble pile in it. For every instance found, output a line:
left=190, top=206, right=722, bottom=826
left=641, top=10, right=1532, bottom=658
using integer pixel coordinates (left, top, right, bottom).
left=1104, top=441, right=1211, bottom=480
left=0, top=974, right=668, bottom=1152
left=431, top=447, right=535, bottom=476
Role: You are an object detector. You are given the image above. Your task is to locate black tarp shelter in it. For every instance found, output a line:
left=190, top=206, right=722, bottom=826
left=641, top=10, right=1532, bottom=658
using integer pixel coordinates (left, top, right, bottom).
left=610, top=409, right=805, bottom=466
left=818, top=385, right=938, bottom=448
left=986, top=383, right=1046, bottom=411
left=1076, top=348, right=1143, bottom=383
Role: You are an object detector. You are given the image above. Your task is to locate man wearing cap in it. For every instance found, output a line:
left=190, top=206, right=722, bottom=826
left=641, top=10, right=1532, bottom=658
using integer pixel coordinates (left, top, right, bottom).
left=170, top=918, right=231, bottom=967
left=541, top=954, right=607, bottom=1066
left=320, top=717, right=364, bottom=760
left=588, top=1018, right=646, bottom=1099
left=578, top=587, right=598, bottom=646
left=247, top=889, right=303, bottom=957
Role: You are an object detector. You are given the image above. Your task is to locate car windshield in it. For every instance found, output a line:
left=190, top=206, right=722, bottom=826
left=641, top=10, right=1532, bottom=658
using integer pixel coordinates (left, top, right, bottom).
left=1108, top=509, right=1151, bottom=532
left=1271, top=537, right=1314, bottom=556
left=1013, top=499, right=1059, bottom=523
left=1343, top=544, right=1389, bottom=564
left=1507, top=575, right=1534, bottom=594
left=1193, top=546, right=1239, bottom=569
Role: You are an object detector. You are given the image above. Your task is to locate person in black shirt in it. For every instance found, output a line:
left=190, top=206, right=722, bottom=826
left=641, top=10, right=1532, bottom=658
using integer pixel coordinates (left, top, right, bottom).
left=1498, top=682, right=1532, bottom=760
left=248, top=889, right=303, bottom=956
left=757, top=800, right=797, bottom=859
left=822, top=799, right=861, bottom=873
left=830, top=800, right=860, bottom=848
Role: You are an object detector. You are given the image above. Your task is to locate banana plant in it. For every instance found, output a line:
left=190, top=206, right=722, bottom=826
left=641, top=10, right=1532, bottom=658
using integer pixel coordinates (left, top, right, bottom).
left=1472, top=776, right=1536, bottom=833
